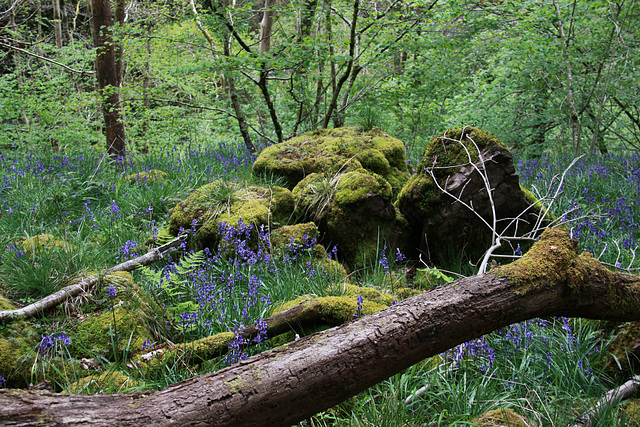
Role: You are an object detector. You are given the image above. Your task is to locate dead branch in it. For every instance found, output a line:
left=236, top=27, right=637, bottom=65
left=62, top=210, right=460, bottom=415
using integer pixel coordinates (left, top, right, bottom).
left=0, top=235, right=187, bottom=323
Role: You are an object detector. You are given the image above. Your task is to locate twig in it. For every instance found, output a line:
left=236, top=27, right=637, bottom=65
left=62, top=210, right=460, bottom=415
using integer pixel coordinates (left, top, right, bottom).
left=0, top=235, right=187, bottom=323
left=0, top=40, right=95, bottom=75
left=572, top=375, right=640, bottom=427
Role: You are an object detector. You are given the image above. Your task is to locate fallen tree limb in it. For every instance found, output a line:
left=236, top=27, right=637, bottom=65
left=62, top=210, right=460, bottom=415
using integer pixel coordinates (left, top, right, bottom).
left=572, top=375, right=640, bottom=427
left=1, top=228, right=640, bottom=426
left=0, top=235, right=187, bottom=323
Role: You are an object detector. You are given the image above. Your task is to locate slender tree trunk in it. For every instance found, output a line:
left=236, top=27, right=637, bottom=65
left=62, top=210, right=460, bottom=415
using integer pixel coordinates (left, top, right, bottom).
left=323, top=0, right=359, bottom=128
left=114, top=0, right=125, bottom=87
left=91, top=0, right=126, bottom=158
left=2, top=229, right=640, bottom=426
left=52, top=0, right=64, bottom=48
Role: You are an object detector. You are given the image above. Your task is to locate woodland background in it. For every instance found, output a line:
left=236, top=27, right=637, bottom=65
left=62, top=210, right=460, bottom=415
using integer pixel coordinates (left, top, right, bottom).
left=1, top=0, right=638, bottom=157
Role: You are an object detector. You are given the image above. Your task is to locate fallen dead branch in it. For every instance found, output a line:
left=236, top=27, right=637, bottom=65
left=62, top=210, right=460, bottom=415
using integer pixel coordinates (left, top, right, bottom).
left=0, top=235, right=187, bottom=323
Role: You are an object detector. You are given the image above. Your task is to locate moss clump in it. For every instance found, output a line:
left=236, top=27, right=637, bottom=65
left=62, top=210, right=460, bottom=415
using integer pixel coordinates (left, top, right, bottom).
left=20, top=234, right=71, bottom=256
left=294, top=168, right=406, bottom=267
left=270, top=222, right=319, bottom=252
left=494, top=227, right=608, bottom=295
left=67, top=371, right=142, bottom=394
left=124, top=169, right=168, bottom=185
left=168, top=182, right=295, bottom=250
left=0, top=292, right=39, bottom=388
left=136, top=332, right=235, bottom=371
left=397, top=127, right=545, bottom=264
left=328, top=283, right=397, bottom=306
left=418, top=127, right=507, bottom=180
left=471, top=408, right=534, bottom=426
left=72, top=306, right=152, bottom=361
left=272, top=293, right=389, bottom=325
left=252, top=127, right=409, bottom=195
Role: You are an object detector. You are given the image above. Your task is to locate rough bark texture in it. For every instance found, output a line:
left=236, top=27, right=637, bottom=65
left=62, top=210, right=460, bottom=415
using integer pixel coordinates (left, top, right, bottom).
left=1, top=228, right=639, bottom=426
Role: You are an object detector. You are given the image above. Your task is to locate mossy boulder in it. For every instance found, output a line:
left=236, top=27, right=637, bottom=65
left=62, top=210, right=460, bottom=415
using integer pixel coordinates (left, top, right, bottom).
left=168, top=181, right=295, bottom=250
left=397, top=127, right=547, bottom=263
left=124, top=169, right=168, bottom=185
left=270, top=222, right=319, bottom=251
left=293, top=168, right=410, bottom=267
left=252, top=127, right=410, bottom=195
left=0, top=293, right=39, bottom=387
left=72, top=305, right=153, bottom=361
left=471, top=408, right=535, bottom=426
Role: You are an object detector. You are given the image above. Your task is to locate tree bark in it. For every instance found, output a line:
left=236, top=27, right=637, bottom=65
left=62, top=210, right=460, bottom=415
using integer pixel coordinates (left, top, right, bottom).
left=91, top=0, right=126, bottom=159
left=2, top=228, right=640, bottom=426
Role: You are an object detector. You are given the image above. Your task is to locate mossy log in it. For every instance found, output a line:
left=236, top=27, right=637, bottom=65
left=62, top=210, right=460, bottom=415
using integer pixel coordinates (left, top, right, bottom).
left=2, top=228, right=640, bottom=426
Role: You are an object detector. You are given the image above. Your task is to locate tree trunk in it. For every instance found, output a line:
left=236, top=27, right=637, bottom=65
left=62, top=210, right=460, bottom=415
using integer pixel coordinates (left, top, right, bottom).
left=91, top=0, right=126, bottom=159
left=52, top=0, right=64, bottom=48
left=2, top=228, right=639, bottom=426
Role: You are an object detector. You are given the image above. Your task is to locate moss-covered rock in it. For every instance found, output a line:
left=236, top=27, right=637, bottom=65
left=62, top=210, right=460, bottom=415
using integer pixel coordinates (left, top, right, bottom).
left=0, top=293, right=39, bottom=388
left=72, top=305, right=153, bottom=361
left=270, top=222, right=319, bottom=251
left=293, top=168, right=410, bottom=267
left=471, top=408, right=535, bottom=426
left=168, top=181, right=295, bottom=250
left=252, top=127, right=410, bottom=195
left=124, top=169, right=168, bottom=184
left=397, top=127, right=548, bottom=263
left=67, top=370, right=142, bottom=394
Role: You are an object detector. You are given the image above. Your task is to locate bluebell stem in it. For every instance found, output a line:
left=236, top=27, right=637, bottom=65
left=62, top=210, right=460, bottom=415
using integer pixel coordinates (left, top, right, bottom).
left=354, top=294, right=364, bottom=318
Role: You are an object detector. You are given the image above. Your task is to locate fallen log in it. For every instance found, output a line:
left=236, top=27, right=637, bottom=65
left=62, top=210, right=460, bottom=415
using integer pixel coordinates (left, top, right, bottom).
left=0, top=235, right=187, bottom=323
left=1, top=228, right=639, bottom=426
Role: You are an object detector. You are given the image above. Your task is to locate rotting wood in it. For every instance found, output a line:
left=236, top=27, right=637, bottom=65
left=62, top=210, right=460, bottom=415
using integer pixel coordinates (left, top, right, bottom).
left=0, top=235, right=187, bottom=323
left=1, top=228, right=640, bottom=426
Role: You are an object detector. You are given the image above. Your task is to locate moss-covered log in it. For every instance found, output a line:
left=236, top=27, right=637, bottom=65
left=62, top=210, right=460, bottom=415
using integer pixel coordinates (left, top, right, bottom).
left=2, top=228, right=640, bottom=426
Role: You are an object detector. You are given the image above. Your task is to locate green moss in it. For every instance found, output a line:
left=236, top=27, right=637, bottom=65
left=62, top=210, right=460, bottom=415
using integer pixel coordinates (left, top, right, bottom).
left=272, top=293, right=389, bottom=325
left=494, top=227, right=608, bottom=295
left=318, top=258, right=348, bottom=278
left=329, top=283, right=397, bottom=306
left=72, top=306, right=152, bottom=360
left=20, top=234, right=72, bottom=256
left=621, top=399, right=640, bottom=426
left=252, top=127, right=409, bottom=193
left=124, top=169, right=168, bottom=185
left=270, top=222, right=319, bottom=252
left=67, top=371, right=142, bottom=394
left=169, top=182, right=295, bottom=250
left=418, top=127, right=507, bottom=179
left=0, top=292, right=38, bottom=387
left=471, top=408, right=533, bottom=427
left=137, top=332, right=235, bottom=370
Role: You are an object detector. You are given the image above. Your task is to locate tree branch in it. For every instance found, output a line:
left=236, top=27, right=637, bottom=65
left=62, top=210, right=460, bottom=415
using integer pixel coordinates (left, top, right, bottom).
left=0, top=236, right=187, bottom=323
left=1, top=228, right=639, bottom=425
left=0, top=40, right=95, bottom=75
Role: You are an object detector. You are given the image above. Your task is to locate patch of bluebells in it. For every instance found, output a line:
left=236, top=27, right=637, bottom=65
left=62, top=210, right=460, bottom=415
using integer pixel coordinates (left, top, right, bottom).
left=0, top=374, right=5, bottom=388
left=446, top=317, right=596, bottom=380
left=118, top=240, right=138, bottom=260
left=516, top=152, right=640, bottom=264
left=38, top=331, right=71, bottom=359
